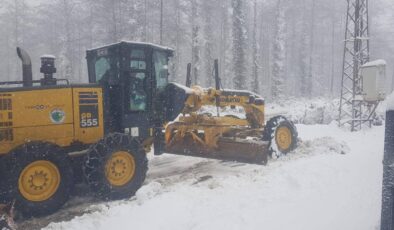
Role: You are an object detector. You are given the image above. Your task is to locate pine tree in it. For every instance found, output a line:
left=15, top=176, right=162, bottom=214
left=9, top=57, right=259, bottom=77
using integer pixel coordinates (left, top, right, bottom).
left=61, top=0, right=74, bottom=80
left=231, top=0, right=247, bottom=90
left=191, top=0, right=201, bottom=85
left=251, top=0, right=259, bottom=93
left=169, top=0, right=182, bottom=82
left=203, top=0, right=214, bottom=87
left=219, top=0, right=231, bottom=88
left=300, top=0, right=310, bottom=97
left=258, top=4, right=271, bottom=98
left=1, top=0, right=30, bottom=80
left=307, top=0, right=316, bottom=98
left=271, top=0, right=286, bottom=100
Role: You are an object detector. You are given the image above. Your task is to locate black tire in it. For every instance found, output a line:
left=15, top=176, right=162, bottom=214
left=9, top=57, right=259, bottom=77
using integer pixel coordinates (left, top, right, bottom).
left=83, top=133, right=148, bottom=200
left=0, top=157, right=7, bottom=204
left=263, top=116, right=298, bottom=158
left=0, top=142, right=74, bottom=217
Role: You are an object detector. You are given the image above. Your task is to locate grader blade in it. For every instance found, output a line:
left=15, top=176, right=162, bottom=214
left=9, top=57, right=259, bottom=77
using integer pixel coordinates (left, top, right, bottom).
left=165, top=137, right=269, bottom=165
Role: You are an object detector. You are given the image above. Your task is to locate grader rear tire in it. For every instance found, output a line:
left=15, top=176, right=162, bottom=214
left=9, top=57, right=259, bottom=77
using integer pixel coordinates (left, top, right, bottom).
left=83, top=133, right=148, bottom=200
left=263, top=116, right=298, bottom=158
left=0, top=143, right=74, bottom=217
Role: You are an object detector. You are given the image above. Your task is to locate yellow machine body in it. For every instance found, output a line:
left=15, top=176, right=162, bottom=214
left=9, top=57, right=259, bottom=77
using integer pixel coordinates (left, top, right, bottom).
left=0, top=86, right=104, bottom=155
left=182, top=86, right=265, bottom=127
left=165, top=86, right=269, bottom=163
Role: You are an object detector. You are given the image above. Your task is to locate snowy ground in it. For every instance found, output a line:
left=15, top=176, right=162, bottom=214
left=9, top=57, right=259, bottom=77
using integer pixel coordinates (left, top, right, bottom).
left=18, top=99, right=385, bottom=230
left=28, top=124, right=382, bottom=230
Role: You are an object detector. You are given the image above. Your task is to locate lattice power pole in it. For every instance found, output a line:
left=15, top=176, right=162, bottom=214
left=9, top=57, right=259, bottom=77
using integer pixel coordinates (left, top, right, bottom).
left=338, top=0, right=370, bottom=131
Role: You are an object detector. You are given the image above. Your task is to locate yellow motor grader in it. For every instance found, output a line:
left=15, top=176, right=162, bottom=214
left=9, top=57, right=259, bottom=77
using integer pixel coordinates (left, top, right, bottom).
left=0, top=41, right=297, bottom=217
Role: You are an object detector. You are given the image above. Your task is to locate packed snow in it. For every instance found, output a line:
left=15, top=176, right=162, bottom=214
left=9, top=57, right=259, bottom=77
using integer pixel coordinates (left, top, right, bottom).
left=30, top=98, right=384, bottom=230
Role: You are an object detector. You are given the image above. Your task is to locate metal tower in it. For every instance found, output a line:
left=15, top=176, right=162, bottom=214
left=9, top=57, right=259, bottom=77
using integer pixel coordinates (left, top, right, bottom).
left=338, top=0, right=370, bottom=131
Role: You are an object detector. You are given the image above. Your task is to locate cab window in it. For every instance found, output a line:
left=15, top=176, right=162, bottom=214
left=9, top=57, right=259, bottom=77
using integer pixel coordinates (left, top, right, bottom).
left=130, top=49, right=146, bottom=70
left=153, top=51, right=168, bottom=91
left=94, top=57, right=111, bottom=82
left=131, top=49, right=145, bottom=59
left=129, top=49, right=147, bottom=111
left=130, top=60, right=146, bottom=70
left=129, top=72, right=147, bottom=111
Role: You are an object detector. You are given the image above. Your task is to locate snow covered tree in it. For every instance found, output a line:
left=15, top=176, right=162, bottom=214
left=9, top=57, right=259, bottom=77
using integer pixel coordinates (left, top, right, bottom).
left=307, top=0, right=316, bottom=98
left=168, top=0, right=182, bottom=82
left=191, top=0, right=201, bottom=85
left=202, top=0, right=215, bottom=87
left=299, top=0, right=310, bottom=97
left=251, top=0, right=259, bottom=93
left=60, top=0, right=75, bottom=80
left=0, top=0, right=31, bottom=80
left=219, top=0, right=231, bottom=88
left=231, top=0, right=247, bottom=90
left=0, top=0, right=388, bottom=98
left=271, top=0, right=286, bottom=100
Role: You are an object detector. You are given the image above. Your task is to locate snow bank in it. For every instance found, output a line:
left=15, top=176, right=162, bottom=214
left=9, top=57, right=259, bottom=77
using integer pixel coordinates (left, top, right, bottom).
left=197, top=97, right=340, bottom=125
left=179, top=96, right=388, bottom=125
left=266, top=97, right=340, bottom=125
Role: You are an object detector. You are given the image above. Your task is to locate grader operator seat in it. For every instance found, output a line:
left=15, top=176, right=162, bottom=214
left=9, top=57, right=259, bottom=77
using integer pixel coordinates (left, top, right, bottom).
left=86, top=42, right=187, bottom=145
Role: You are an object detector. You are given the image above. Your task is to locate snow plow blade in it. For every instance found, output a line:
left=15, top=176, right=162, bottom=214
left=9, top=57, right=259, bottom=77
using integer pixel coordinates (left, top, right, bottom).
left=165, top=138, right=269, bottom=165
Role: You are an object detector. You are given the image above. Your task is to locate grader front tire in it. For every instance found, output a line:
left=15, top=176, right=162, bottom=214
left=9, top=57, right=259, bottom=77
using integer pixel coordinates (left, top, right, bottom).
left=83, top=133, right=148, bottom=200
left=264, top=116, right=298, bottom=158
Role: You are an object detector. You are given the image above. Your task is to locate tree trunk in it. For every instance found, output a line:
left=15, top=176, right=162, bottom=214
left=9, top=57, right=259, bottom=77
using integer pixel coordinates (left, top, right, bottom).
left=252, top=0, right=259, bottom=93
left=231, top=0, right=247, bottom=89
left=307, top=0, right=316, bottom=98
left=191, top=0, right=200, bottom=85
left=271, top=0, right=286, bottom=100
left=203, top=0, right=214, bottom=87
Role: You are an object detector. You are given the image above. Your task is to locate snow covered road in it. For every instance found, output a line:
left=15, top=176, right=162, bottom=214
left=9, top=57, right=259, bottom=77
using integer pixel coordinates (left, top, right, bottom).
left=39, top=123, right=384, bottom=230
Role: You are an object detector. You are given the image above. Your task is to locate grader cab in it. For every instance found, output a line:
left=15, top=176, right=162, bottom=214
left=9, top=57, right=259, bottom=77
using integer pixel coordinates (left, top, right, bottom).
left=0, top=41, right=297, bottom=217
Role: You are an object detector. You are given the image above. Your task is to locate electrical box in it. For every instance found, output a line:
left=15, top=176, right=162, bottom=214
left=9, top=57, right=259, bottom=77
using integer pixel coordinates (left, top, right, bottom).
left=361, top=59, right=386, bottom=102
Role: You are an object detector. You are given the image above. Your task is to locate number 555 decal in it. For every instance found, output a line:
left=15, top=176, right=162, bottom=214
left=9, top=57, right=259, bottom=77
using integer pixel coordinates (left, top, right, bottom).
left=79, top=105, right=99, bottom=128
left=81, top=113, right=98, bottom=127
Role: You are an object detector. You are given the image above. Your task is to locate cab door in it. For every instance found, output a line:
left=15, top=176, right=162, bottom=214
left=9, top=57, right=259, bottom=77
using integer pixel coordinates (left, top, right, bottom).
left=121, top=46, right=153, bottom=138
left=86, top=45, right=122, bottom=134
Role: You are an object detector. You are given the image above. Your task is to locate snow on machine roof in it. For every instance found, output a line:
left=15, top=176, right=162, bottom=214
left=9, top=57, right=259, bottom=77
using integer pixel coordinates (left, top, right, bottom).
left=87, top=40, right=174, bottom=53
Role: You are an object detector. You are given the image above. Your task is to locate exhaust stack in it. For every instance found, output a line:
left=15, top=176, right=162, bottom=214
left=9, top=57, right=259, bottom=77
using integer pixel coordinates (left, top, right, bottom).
left=16, top=47, right=33, bottom=87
